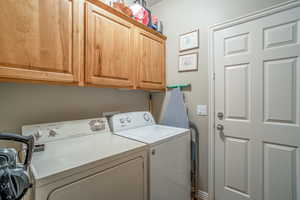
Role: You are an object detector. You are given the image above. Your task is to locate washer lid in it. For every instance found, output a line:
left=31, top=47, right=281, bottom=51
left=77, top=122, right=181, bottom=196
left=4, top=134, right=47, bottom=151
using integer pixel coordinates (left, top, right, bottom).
left=30, top=133, right=146, bottom=186
left=114, top=125, right=189, bottom=144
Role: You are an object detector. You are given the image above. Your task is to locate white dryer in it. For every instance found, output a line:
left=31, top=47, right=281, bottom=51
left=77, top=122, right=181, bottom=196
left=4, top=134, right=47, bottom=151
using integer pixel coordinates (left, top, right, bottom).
left=110, top=112, right=191, bottom=200
left=22, top=118, right=148, bottom=200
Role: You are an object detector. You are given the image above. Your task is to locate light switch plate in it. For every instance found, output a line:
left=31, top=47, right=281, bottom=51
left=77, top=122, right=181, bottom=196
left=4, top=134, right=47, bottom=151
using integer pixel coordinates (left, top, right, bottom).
left=197, top=105, right=208, bottom=116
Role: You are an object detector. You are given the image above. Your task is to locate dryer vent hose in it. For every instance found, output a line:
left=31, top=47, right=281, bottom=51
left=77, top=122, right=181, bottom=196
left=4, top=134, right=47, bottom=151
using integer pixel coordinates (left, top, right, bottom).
left=189, top=121, right=200, bottom=200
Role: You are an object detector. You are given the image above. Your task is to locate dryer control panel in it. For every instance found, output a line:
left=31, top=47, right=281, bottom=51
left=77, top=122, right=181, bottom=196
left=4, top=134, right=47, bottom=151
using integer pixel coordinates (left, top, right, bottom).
left=109, top=112, right=155, bottom=132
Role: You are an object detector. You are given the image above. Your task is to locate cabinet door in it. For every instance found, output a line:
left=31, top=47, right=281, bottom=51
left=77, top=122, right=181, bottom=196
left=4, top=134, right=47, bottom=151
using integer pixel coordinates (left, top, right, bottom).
left=0, top=0, right=82, bottom=84
left=136, top=29, right=166, bottom=90
left=48, top=157, right=145, bottom=200
left=85, top=3, right=134, bottom=88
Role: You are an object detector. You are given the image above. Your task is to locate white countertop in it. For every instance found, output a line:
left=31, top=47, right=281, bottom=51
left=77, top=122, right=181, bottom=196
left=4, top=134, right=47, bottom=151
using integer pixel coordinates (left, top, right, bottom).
left=30, top=132, right=146, bottom=186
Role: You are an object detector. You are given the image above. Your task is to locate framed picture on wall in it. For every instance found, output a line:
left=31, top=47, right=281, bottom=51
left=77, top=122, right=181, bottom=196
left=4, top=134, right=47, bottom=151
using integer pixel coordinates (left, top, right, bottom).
left=178, top=53, right=198, bottom=72
left=179, top=29, right=199, bottom=51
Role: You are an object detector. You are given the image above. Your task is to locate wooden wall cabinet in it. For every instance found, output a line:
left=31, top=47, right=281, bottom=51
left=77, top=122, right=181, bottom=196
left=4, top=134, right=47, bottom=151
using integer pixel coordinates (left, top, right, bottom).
left=85, top=1, right=166, bottom=90
left=0, top=0, right=166, bottom=91
left=0, top=0, right=83, bottom=84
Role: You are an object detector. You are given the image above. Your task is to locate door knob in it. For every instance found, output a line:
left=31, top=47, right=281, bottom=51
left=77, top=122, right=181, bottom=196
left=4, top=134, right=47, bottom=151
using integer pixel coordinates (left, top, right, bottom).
left=216, top=124, right=224, bottom=131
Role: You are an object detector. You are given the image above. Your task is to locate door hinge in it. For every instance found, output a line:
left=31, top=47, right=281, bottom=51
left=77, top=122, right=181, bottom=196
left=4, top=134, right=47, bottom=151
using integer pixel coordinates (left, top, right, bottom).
left=213, top=73, right=216, bottom=80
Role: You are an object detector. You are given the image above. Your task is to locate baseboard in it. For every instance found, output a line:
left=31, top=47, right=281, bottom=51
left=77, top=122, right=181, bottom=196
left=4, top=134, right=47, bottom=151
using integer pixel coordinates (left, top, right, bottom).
left=197, top=190, right=209, bottom=200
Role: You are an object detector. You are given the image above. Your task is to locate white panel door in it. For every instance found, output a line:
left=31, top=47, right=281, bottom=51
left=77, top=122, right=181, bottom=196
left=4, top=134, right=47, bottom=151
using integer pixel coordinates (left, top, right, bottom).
left=214, top=5, right=300, bottom=200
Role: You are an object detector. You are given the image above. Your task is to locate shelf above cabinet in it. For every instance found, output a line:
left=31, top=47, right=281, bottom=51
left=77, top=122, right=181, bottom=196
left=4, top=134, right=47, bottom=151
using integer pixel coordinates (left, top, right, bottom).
left=86, top=0, right=166, bottom=41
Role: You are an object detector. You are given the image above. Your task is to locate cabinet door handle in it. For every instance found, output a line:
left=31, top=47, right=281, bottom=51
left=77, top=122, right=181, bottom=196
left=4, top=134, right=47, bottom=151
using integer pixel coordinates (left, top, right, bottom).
left=97, top=48, right=102, bottom=66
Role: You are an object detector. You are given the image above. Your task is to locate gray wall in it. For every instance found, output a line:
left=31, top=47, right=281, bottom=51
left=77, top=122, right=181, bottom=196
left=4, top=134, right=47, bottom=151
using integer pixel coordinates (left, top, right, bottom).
left=151, top=0, right=288, bottom=192
left=0, top=83, right=148, bottom=134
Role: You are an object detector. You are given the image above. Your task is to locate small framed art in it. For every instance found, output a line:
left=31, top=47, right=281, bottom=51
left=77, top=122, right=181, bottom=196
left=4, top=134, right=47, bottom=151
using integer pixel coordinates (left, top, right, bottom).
left=179, top=29, right=199, bottom=51
left=178, top=53, right=198, bottom=72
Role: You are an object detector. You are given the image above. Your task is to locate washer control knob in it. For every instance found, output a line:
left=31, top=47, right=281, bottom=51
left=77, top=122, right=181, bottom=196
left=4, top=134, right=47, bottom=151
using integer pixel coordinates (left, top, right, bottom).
left=126, top=117, right=131, bottom=123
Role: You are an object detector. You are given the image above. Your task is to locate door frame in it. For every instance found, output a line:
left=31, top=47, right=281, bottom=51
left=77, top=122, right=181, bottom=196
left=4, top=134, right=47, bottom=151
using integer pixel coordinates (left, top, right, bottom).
left=208, top=1, right=300, bottom=199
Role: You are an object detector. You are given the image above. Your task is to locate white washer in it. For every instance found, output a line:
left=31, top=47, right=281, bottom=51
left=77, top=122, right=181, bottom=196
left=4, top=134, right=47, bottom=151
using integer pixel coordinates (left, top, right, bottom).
left=110, top=112, right=191, bottom=200
left=22, top=118, right=148, bottom=200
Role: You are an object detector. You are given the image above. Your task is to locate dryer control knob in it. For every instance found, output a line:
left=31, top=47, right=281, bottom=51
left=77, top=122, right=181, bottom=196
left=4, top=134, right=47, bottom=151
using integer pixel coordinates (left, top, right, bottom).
left=143, top=113, right=150, bottom=121
left=34, top=130, right=43, bottom=140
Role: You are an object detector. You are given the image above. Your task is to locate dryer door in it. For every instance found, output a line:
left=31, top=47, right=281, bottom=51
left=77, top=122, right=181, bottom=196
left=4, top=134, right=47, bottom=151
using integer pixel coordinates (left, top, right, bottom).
left=48, top=157, right=145, bottom=200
